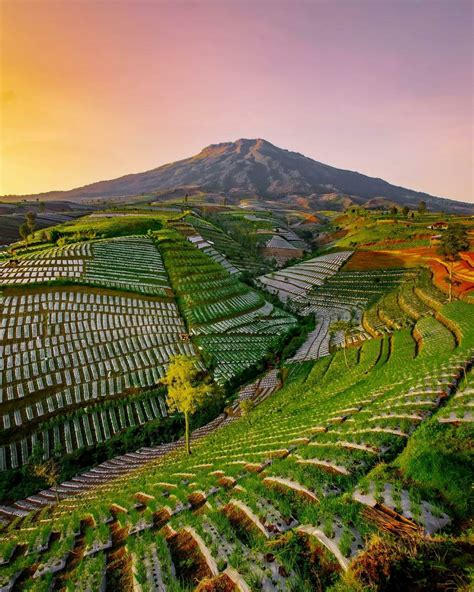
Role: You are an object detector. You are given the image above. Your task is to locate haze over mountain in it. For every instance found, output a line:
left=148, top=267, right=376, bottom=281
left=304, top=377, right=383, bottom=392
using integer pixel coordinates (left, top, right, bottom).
left=4, top=139, right=472, bottom=213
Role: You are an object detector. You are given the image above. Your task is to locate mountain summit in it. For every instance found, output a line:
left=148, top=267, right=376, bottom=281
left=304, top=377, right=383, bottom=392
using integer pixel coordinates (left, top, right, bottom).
left=7, top=139, right=472, bottom=213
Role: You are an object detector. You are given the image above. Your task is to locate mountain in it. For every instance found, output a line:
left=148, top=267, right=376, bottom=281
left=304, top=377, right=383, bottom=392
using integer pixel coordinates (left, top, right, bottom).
left=4, top=138, right=472, bottom=213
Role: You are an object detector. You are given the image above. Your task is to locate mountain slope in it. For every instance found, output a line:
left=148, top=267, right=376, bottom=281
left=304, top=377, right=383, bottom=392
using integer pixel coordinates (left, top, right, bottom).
left=4, top=138, right=472, bottom=213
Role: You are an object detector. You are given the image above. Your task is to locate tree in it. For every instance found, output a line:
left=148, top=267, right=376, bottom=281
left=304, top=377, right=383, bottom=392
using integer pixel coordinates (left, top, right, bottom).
left=47, top=229, right=60, bottom=243
left=240, top=399, right=254, bottom=424
left=402, top=206, right=409, bottom=217
left=33, top=458, right=61, bottom=504
left=418, top=200, right=427, bottom=214
left=330, top=320, right=353, bottom=369
left=438, top=224, right=469, bottom=302
left=19, top=222, right=29, bottom=241
left=26, top=211, right=36, bottom=234
left=390, top=206, right=398, bottom=215
left=162, top=356, right=211, bottom=454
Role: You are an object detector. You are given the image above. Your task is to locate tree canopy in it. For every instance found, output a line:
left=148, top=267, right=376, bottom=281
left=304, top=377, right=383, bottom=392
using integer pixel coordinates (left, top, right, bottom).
left=418, top=200, right=427, bottom=214
left=438, top=224, right=469, bottom=262
left=438, top=224, right=469, bottom=301
left=162, top=355, right=211, bottom=454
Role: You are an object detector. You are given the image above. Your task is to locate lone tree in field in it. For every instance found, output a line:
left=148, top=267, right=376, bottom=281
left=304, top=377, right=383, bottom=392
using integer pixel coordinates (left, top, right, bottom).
left=19, top=222, right=29, bottom=241
left=163, top=356, right=210, bottom=455
left=330, top=319, right=353, bottom=369
left=418, top=200, right=427, bottom=214
left=19, top=211, right=36, bottom=242
left=438, top=224, right=469, bottom=302
left=33, top=459, right=61, bottom=504
left=26, top=211, right=36, bottom=234
left=240, top=399, right=254, bottom=424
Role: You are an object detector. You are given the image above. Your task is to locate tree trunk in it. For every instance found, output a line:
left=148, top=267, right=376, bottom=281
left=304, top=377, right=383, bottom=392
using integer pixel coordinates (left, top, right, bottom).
left=343, top=333, right=349, bottom=369
left=54, top=483, right=59, bottom=505
left=184, top=412, right=191, bottom=455
left=448, top=261, right=453, bottom=303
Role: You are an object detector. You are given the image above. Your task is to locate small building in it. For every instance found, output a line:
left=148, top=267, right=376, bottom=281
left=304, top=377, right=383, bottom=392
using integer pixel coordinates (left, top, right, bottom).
left=260, top=235, right=305, bottom=265
left=427, top=221, right=449, bottom=230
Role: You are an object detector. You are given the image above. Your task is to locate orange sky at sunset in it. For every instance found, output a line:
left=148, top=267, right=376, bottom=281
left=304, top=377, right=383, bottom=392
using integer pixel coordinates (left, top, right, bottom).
left=1, top=0, right=472, bottom=201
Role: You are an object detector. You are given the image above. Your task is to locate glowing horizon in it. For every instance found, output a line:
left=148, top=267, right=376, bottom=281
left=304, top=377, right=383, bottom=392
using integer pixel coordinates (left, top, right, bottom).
left=1, top=0, right=472, bottom=202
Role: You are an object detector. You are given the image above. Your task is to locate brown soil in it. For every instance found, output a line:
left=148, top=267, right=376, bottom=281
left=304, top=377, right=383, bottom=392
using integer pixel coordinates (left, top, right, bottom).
left=153, top=507, right=172, bottom=529
left=221, top=503, right=264, bottom=539
left=195, top=574, right=236, bottom=591
left=166, top=529, right=213, bottom=586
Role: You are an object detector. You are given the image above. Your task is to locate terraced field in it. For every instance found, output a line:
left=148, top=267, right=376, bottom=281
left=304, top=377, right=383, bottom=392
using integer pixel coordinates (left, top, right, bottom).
left=0, top=277, right=193, bottom=471
left=0, top=300, right=471, bottom=590
left=258, top=253, right=419, bottom=363
left=183, top=215, right=268, bottom=276
left=0, top=236, right=171, bottom=296
left=158, top=230, right=297, bottom=384
left=257, top=251, right=353, bottom=306
left=0, top=225, right=296, bottom=477
left=0, top=231, right=234, bottom=476
left=0, top=207, right=472, bottom=590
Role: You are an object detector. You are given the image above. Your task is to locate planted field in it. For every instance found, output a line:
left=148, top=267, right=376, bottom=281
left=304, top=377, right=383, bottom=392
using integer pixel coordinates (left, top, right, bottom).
left=260, top=254, right=417, bottom=362
left=170, top=219, right=241, bottom=276
left=0, top=300, right=471, bottom=590
left=0, top=236, right=171, bottom=296
left=184, top=215, right=268, bottom=275
left=302, top=267, right=417, bottom=316
left=257, top=251, right=353, bottom=305
left=0, top=287, right=193, bottom=470
left=32, top=212, right=167, bottom=240
left=362, top=268, right=453, bottom=339
left=158, top=231, right=297, bottom=383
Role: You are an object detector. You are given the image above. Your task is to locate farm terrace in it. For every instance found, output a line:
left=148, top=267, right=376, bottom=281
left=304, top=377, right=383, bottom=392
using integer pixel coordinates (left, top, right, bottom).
left=0, top=288, right=194, bottom=470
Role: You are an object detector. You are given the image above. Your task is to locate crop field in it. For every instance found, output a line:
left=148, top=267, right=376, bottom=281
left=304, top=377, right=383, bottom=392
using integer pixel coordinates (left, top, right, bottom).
left=332, top=212, right=445, bottom=251
left=158, top=230, right=297, bottom=383
left=258, top=253, right=421, bottom=362
left=0, top=205, right=472, bottom=591
left=183, top=214, right=267, bottom=275
left=0, top=236, right=171, bottom=296
left=0, top=285, right=193, bottom=471
left=301, top=267, right=418, bottom=315
left=169, top=219, right=241, bottom=276
left=0, top=298, right=471, bottom=590
left=257, top=251, right=353, bottom=305
left=32, top=213, right=169, bottom=240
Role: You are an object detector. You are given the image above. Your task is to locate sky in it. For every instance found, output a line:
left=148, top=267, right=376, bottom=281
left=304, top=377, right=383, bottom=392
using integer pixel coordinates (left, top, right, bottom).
left=0, top=0, right=472, bottom=202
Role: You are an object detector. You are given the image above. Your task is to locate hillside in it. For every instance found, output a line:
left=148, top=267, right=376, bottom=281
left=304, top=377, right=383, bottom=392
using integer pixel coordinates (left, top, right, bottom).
left=3, top=139, right=473, bottom=213
left=0, top=209, right=473, bottom=590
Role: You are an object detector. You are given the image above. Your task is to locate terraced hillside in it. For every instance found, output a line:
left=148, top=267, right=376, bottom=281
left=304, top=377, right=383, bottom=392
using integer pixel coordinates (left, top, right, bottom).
left=0, top=206, right=472, bottom=590
left=256, top=251, right=353, bottom=306
left=0, top=236, right=171, bottom=296
left=157, top=230, right=297, bottom=384
left=0, top=236, right=195, bottom=472
left=362, top=268, right=449, bottom=338
left=0, top=287, right=193, bottom=472
left=0, top=218, right=296, bottom=479
left=258, top=253, right=419, bottom=363
left=168, top=219, right=241, bottom=277
left=183, top=215, right=268, bottom=276
left=0, top=300, right=472, bottom=590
